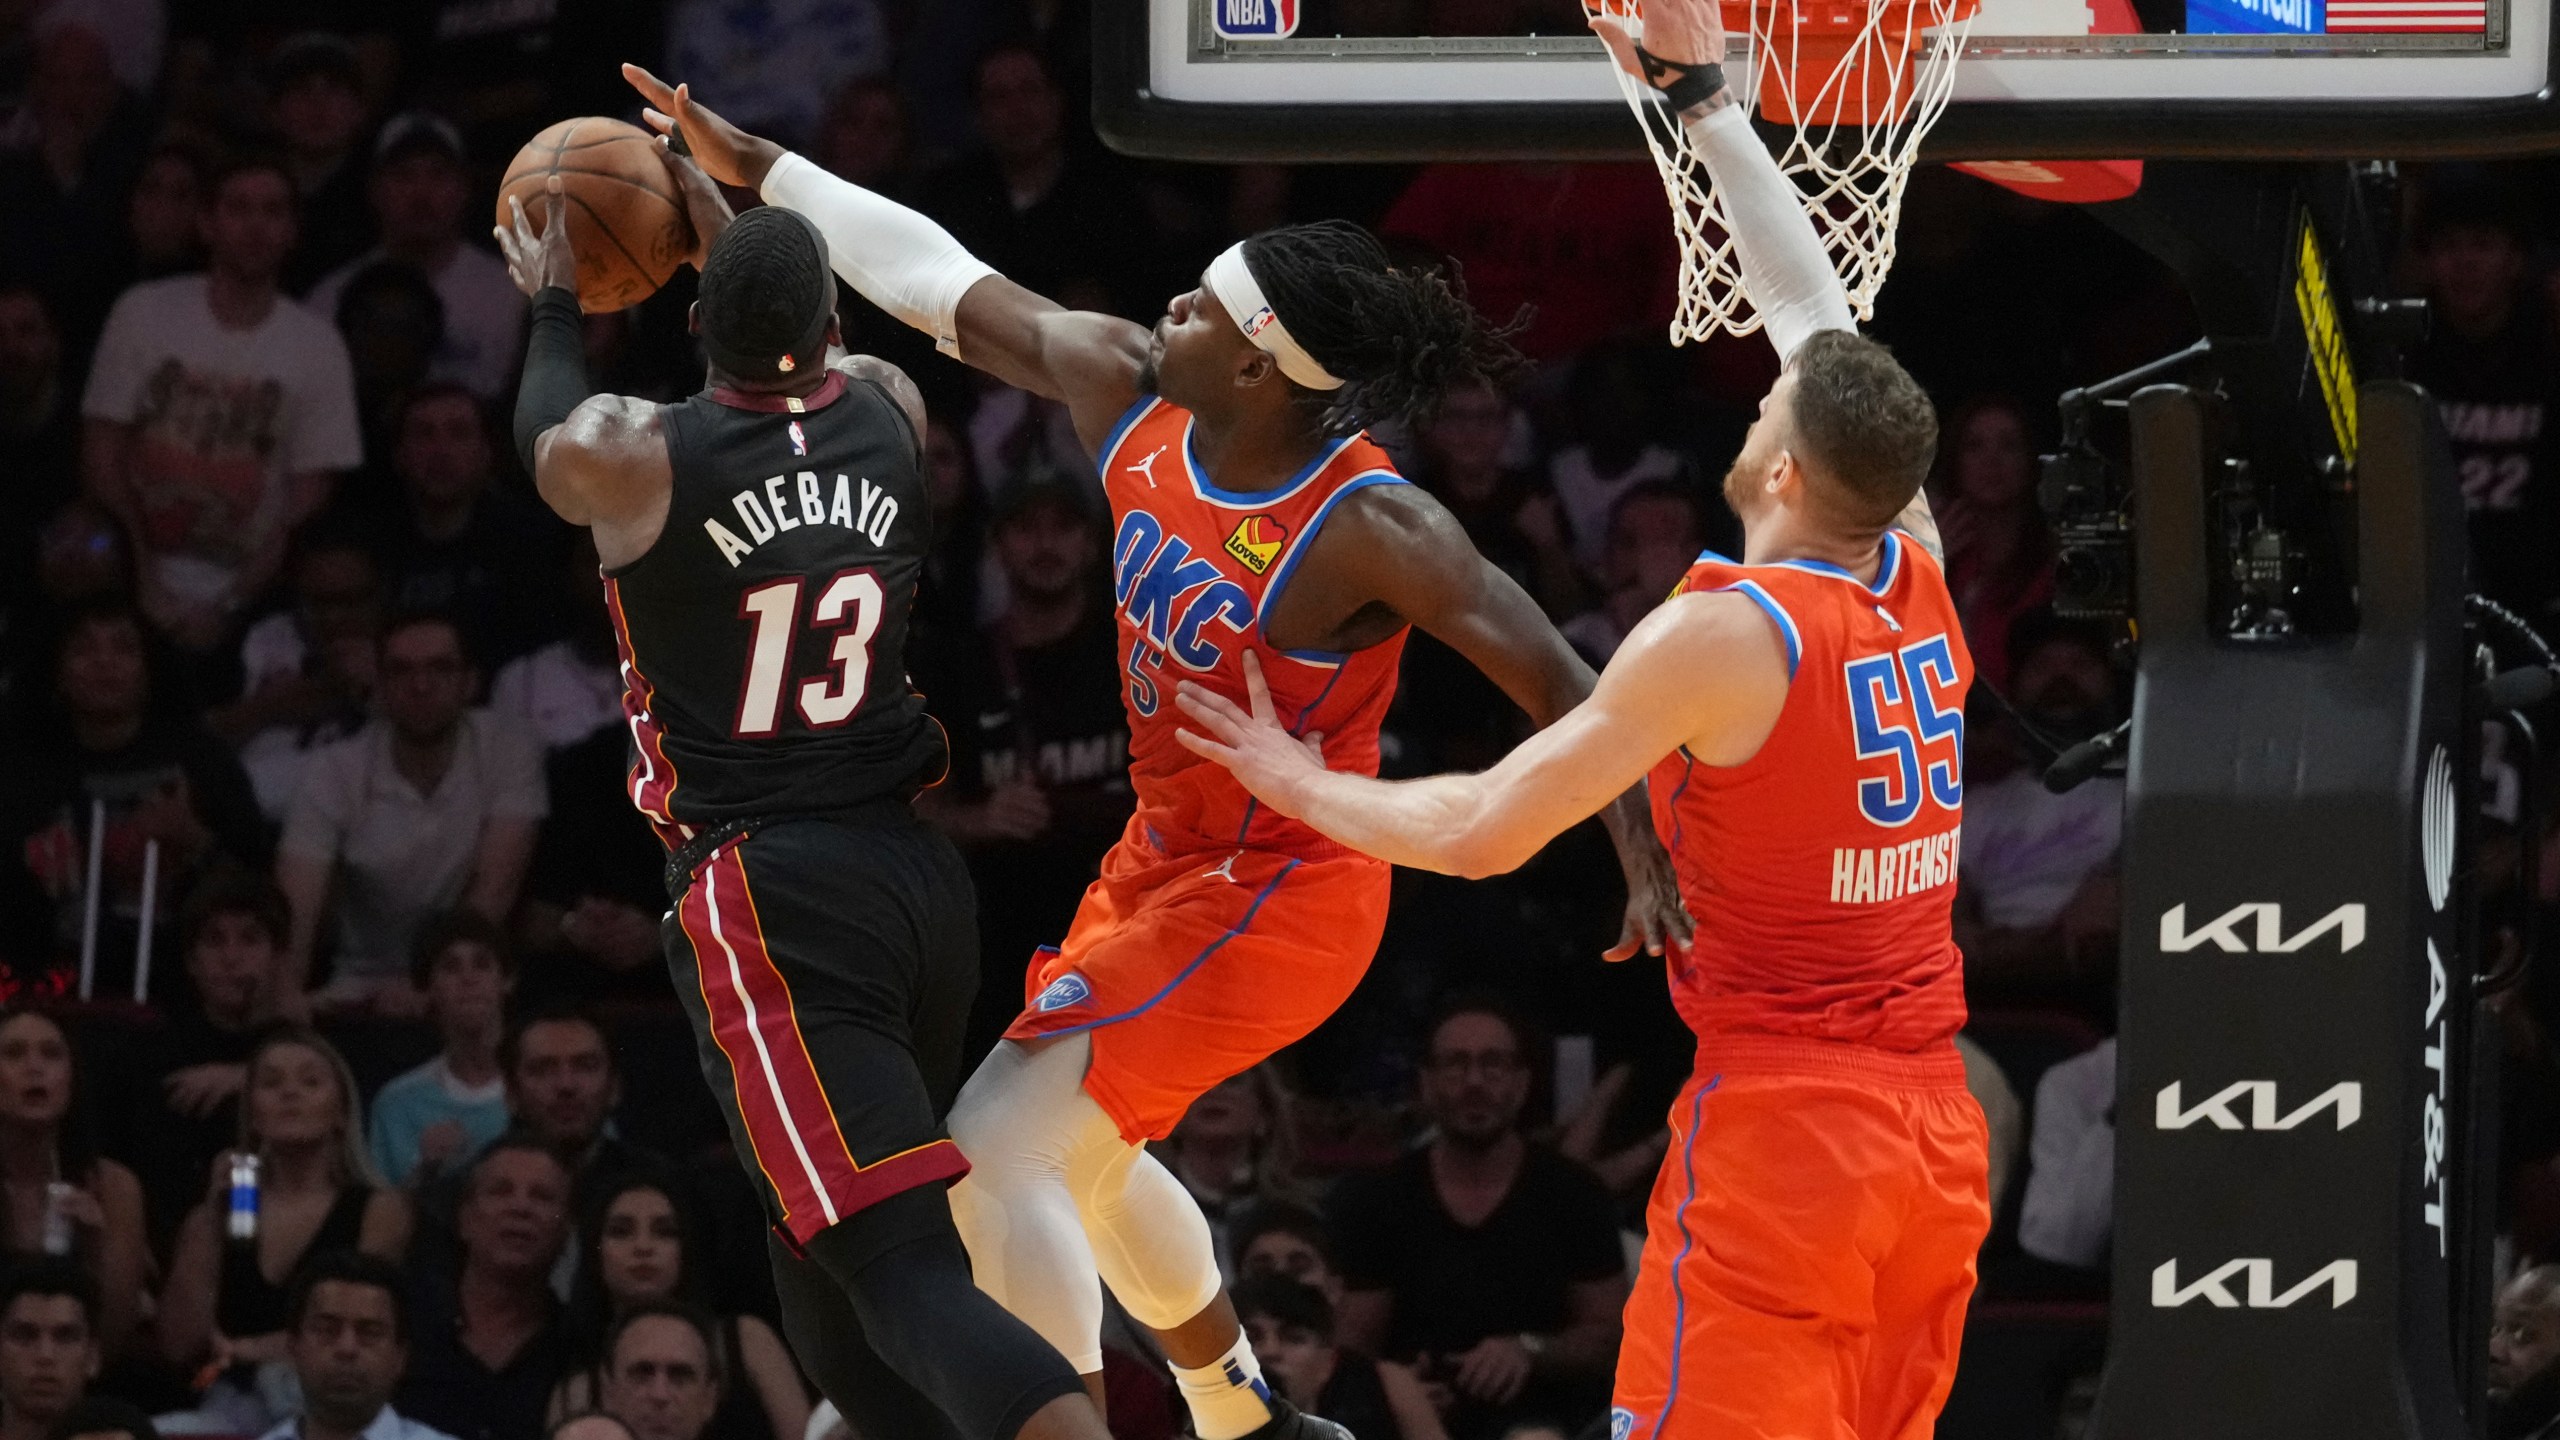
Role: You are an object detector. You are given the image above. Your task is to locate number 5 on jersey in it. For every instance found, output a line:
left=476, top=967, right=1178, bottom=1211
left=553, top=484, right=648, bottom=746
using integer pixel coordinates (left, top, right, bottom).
left=1846, top=634, right=1964, bottom=827
left=734, top=570, right=885, bottom=737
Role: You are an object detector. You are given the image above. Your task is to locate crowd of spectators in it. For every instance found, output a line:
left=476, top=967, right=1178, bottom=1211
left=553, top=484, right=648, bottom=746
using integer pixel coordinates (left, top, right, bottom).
left=0, top=2, right=2554, bottom=1439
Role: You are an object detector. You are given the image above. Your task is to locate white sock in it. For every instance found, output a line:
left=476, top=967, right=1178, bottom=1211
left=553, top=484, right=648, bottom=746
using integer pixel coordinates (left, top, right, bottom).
left=1170, top=1331, right=1276, bottom=1440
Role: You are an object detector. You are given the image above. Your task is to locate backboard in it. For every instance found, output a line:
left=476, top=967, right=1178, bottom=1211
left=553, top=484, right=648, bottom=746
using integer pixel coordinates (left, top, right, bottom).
left=1097, top=0, right=2560, bottom=162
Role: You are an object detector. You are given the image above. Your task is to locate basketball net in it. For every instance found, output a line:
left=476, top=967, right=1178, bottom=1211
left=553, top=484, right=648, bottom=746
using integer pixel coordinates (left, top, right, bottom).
left=1588, top=0, right=1976, bottom=343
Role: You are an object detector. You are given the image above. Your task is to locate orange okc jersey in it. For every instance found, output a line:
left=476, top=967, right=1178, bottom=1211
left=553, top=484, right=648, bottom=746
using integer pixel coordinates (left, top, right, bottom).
left=1100, top=397, right=1409, bottom=857
left=1649, top=531, right=1973, bottom=1051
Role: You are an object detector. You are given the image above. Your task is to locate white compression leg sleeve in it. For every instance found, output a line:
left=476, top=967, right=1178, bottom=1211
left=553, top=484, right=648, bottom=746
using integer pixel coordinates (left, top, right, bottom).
left=1074, top=1134, right=1224, bottom=1332
left=757, top=151, right=997, bottom=361
left=944, top=1038, right=1121, bottom=1374
left=1680, top=101, right=1857, bottom=360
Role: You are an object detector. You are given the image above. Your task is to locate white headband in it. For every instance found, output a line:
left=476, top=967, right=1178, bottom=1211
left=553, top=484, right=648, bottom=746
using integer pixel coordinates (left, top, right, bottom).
left=1205, top=241, right=1343, bottom=392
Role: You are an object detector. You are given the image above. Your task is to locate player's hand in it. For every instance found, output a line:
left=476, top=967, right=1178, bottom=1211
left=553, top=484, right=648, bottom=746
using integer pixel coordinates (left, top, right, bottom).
left=495, top=184, right=579, bottom=300
left=1448, top=1335, right=1535, bottom=1405
left=1605, top=826, right=1693, bottom=962
left=1174, top=651, right=1327, bottom=817
left=624, top=65, right=785, bottom=191
left=977, top=777, right=1053, bottom=843
left=1586, top=0, right=1731, bottom=93
left=656, top=139, right=734, bottom=270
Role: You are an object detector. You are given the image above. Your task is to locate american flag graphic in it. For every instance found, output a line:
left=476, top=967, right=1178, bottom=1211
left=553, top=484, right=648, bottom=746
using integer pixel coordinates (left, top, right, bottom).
left=2328, top=0, right=2484, bottom=28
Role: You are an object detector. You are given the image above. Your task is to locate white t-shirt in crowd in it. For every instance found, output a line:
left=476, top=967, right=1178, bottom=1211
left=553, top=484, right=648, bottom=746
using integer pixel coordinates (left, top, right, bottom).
left=1546, top=442, right=1688, bottom=580
left=279, top=709, right=548, bottom=981
left=307, top=244, right=526, bottom=400
left=1958, top=768, right=2124, bottom=931
left=490, top=639, right=624, bottom=751
left=81, top=275, right=363, bottom=607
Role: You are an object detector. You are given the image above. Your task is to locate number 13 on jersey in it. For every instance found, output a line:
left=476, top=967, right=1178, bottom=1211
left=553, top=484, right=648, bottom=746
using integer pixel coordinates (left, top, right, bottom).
left=733, top=570, right=885, bottom=737
left=1845, top=634, right=1964, bottom=826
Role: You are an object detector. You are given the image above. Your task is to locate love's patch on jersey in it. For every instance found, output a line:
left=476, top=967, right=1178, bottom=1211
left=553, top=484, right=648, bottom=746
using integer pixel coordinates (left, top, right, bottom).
left=1224, top=513, right=1289, bottom=575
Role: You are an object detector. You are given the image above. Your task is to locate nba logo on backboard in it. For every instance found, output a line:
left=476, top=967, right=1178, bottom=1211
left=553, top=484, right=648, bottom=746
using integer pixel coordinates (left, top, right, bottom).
left=1213, top=0, right=1298, bottom=39
left=1035, top=973, right=1092, bottom=1013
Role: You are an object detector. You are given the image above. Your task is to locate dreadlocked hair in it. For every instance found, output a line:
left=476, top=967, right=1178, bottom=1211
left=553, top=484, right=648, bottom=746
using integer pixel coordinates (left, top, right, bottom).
left=1244, top=220, right=1528, bottom=436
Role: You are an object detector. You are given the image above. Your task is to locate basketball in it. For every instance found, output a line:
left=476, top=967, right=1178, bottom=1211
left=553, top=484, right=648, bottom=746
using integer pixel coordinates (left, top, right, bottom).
left=496, top=117, right=691, bottom=312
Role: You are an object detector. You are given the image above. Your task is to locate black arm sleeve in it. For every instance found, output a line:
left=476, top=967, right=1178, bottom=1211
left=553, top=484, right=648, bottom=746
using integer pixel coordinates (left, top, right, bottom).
left=514, top=286, right=592, bottom=477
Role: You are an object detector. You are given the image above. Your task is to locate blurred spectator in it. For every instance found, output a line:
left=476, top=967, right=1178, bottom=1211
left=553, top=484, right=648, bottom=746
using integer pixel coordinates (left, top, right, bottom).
left=918, top=44, right=1147, bottom=319
left=159, top=1029, right=410, bottom=1387
left=276, top=611, right=545, bottom=1016
left=1954, top=1033, right=2024, bottom=1223
left=0, top=1011, right=143, bottom=1357
left=1543, top=339, right=1696, bottom=583
left=591, top=1305, right=721, bottom=1440
left=308, top=115, right=522, bottom=401
left=1329, top=998, right=1626, bottom=1437
left=397, top=1139, right=576, bottom=1440
left=666, top=0, right=888, bottom=149
left=2017, top=1036, right=2114, bottom=1272
left=1233, top=1276, right=1447, bottom=1440
left=42, top=1396, right=156, bottom=1440
left=1954, top=615, right=2123, bottom=993
left=1379, top=163, right=1676, bottom=363
left=1409, top=381, right=1579, bottom=618
left=23, top=0, right=160, bottom=96
left=125, top=873, right=287, bottom=1247
left=365, top=386, right=555, bottom=667
left=0, top=286, right=78, bottom=540
left=912, top=475, right=1131, bottom=1051
left=264, top=1250, right=460, bottom=1440
left=367, top=914, right=514, bottom=1189
left=0, top=1261, right=97, bottom=1440
left=549, top=1420, right=631, bottom=1440
left=220, top=531, right=383, bottom=819
left=514, top=723, right=664, bottom=1008
left=2491, top=1265, right=2560, bottom=1439
left=0, top=604, right=270, bottom=989
left=2410, top=183, right=2560, bottom=625
left=0, top=13, right=150, bottom=352
left=490, top=538, right=618, bottom=753
left=332, top=262, right=445, bottom=462
left=81, top=155, right=363, bottom=649
left=1234, top=1203, right=1340, bottom=1296
left=124, top=141, right=205, bottom=282
left=1559, top=481, right=1701, bottom=666
left=551, top=1178, right=804, bottom=1440
left=1930, top=396, right=2053, bottom=691
left=266, top=34, right=375, bottom=293
left=912, top=413, right=992, bottom=636
left=393, top=0, right=667, bottom=176
left=811, top=77, right=908, bottom=193
left=1155, top=1067, right=1306, bottom=1267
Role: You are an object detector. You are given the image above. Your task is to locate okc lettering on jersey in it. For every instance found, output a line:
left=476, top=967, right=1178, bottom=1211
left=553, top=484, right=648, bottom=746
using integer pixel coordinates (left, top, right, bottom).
left=701, top=473, right=902, bottom=568
left=1112, top=508, right=1254, bottom=714
left=1831, top=826, right=1961, bottom=904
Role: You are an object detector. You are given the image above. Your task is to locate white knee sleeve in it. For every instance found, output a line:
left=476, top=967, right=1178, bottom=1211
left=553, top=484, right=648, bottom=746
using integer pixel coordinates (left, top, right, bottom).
left=945, top=1037, right=1122, bottom=1373
left=1074, top=1141, right=1225, bottom=1333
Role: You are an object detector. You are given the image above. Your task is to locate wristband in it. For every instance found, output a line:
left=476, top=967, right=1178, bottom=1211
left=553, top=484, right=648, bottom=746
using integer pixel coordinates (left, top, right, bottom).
left=1635, top=44, right=1725, bottom=112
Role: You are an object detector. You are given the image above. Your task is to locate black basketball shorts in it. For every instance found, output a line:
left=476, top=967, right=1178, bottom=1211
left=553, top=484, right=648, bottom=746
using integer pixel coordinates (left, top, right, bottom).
left=661, top=808, right=981, bottom=1244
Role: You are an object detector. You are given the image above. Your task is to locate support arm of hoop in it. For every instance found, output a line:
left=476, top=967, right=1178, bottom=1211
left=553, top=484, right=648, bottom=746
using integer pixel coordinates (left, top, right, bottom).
left=1678, top=102, right=1856, bottom=360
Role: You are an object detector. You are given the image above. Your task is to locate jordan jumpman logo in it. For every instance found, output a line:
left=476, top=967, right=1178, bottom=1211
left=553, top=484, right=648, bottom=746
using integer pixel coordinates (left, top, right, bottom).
left=1129, top=444, right=1167, bottom=488
left=1204, top=851, right=1243, bottom=884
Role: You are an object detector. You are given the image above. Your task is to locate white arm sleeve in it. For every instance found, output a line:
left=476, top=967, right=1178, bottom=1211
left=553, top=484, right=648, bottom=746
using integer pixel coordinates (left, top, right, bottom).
left=759, top=150, right=999, bottom=362
left=1679, top=102, right=1856, bottom=360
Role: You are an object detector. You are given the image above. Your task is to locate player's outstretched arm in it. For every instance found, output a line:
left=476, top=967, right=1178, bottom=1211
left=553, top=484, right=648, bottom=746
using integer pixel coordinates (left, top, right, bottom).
left=622, top=65, right=1147, bottom=457
left=1590, top=0, right=1942, bottom=558
left=1176, top=591, right=1788, bottom=879
left=1297, top=485, right=1691, bottom=955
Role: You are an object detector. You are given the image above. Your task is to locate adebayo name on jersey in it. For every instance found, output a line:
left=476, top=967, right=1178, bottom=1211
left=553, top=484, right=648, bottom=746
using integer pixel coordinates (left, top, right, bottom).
left=702, top=472, right=903, bottom=567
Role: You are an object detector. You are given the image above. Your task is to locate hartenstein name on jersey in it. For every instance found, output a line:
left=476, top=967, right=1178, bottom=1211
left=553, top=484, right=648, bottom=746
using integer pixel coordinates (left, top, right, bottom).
left=702, top=472, right=902, bottom=567
left=1831, top=826, right=1961, bottom=905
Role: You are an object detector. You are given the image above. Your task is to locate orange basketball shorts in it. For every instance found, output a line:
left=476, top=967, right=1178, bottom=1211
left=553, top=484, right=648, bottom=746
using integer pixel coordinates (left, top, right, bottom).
left=1003, top=834, right=1389, bottom=1143
left=1611, top=1038, right=1991, bottom=1440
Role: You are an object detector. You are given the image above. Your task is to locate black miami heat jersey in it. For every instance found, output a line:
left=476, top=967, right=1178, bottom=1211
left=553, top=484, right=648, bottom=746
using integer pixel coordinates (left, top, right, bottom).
left=602, top=370, right=945, bottom=840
